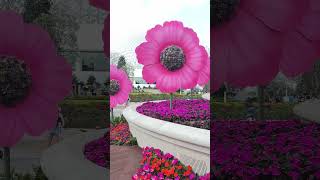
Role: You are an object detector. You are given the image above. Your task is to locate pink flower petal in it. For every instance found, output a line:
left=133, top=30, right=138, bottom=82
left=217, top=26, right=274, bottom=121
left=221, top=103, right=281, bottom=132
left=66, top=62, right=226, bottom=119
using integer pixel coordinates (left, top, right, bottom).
left=185, top=45, right=207, bottom=71
left=213, top=10, right=281, bottom=88
left=280, top=31, right=319, bottom=77
left=242, top=0, right=308, bottom=32
left=135, top=42, right=160, bottom=65
left=198, top=58, right=210, bottom=86
left=89, top=0, right=109, bottom=11
left=142, top=64, right=167, bottom=84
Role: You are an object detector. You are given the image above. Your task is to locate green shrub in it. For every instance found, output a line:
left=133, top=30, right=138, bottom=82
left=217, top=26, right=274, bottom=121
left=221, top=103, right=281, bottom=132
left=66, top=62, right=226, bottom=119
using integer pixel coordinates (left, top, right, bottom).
left=129, top=93, right=202, bottom=102
left=212, top=101, right=297, bottom=120
left=59, top=100, right=108, bottom=128
left=65, top=96, right=107, bottom=101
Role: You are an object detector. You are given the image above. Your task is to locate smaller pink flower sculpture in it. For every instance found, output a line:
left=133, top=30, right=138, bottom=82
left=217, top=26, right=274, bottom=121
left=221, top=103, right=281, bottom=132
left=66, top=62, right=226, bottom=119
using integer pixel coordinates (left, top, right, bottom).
left=0, top=11, right=72, bottom=147
left=136, top=21, right=209, bottom=93
left=110, top=64, right=132, bottom=108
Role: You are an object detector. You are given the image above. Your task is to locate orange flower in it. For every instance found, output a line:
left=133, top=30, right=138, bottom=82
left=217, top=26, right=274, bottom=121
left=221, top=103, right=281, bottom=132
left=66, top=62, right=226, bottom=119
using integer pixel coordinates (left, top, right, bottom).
left=187, top=165, right=192, bottom=171
left=183, top=170, right=191, bottom=177
left=165, top=162, right=170, bottom=167
left=164, top=167, right=175, bottom=177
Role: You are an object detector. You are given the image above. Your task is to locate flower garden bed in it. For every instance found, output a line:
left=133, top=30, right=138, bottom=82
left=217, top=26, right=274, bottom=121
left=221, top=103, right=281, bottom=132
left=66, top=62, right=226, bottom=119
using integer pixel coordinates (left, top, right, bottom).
left=84, top=133, right=109, bottom=168
left=212, top=120, right=320, bottom=179
left=133, top=147, right=210, bottom=180
left=111, top=122, right=137, bottom=145
left=123, top=102, right=210, bottom=175
left=137, top=99, right=210, bottom=130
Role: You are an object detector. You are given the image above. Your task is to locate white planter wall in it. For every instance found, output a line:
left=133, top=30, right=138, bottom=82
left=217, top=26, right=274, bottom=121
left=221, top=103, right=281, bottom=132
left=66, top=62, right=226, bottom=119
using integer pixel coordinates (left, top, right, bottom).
left=123, top=103, right=210, bottom=175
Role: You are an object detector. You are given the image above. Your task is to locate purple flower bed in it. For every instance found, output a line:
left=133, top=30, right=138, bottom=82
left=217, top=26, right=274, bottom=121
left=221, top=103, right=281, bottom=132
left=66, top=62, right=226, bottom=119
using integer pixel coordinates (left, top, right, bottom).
left=212, top=120, right=320, bottom=179
left=137, top=99, right=210, bottom=129
left=83, top=133, right=109, bottom=168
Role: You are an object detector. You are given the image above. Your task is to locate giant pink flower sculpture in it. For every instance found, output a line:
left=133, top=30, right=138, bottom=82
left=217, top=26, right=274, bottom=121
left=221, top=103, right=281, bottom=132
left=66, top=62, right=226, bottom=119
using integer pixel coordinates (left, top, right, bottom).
left=211, top=0, right=314, bottom=90
left=136, top=21, right=209, bottom=93
left=280, top=1, right=320, bottom=77
left=89, top=0, right=109, bottom=11
left=198, top=57, right=210, bottom=86
left=110, top=65, right=132, bottom=108
left=0, top=11, right=72, bottom=147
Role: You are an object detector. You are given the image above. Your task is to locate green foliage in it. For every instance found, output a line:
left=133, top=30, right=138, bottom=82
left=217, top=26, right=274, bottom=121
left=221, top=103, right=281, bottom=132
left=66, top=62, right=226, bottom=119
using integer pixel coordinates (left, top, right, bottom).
left=117, top=56, right=126, bottom=69
left=66, top=96, right=107, bottom=101
left=212, top=101, right=297, bottom=120
left=87, top=75, right=96, bottom=85
left=129, top=93, right=202, bottom=102
left=59, top=99, right=108, bottom=128
left=23, top=0, right=52, bottom=23
left=111, top=116, right=126, bottom=126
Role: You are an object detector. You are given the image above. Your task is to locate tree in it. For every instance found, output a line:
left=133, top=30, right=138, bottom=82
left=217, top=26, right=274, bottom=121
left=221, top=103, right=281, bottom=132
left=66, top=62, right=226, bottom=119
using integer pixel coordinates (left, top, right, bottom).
left=117, top=56, right=126, bottom=69
left=296, top=60, right=320, bottom=97
left=87, top=75, right=96, bottom=86
left=23, top=0, right=52, bottom=23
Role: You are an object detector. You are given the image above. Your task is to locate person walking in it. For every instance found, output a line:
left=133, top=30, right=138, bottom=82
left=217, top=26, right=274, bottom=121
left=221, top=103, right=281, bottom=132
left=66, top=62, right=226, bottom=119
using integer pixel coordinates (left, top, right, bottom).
left=48, top=107, right=65, bottom=146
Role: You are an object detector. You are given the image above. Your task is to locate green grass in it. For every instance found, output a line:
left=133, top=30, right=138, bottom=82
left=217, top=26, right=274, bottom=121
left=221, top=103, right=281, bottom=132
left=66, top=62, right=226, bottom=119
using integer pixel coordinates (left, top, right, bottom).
left=59, top=99, right=108, bottom=129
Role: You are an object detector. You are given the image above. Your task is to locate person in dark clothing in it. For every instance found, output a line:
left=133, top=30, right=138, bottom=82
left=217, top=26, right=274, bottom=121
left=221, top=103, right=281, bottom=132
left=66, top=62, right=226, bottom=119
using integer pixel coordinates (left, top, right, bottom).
left=245, top=98, right=256, bottom=120
left=48, top=107, right=65, bottom=146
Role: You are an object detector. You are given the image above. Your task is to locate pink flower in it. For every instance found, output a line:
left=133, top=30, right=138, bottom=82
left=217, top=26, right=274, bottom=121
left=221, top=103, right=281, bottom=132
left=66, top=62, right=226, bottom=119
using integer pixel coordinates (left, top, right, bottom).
left=197, top=57, right=210, bottom=86
left=89, top=0, right=109, bottom=11
left=212, top=0, right=311, bottom=90
left=0, top=11, right=72, bottom=147
left=280, top=1, right=320, bottom=77
left=110, top=64, right=132, bottom=108
left=136, top=21, right=208, bottom=93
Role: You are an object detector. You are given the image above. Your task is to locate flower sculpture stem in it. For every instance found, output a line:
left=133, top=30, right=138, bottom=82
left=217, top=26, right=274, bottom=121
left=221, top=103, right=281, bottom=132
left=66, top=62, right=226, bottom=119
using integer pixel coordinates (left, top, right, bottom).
left=4, top=147, right=10, bottom=180
left=257, top=86, right=265, bottom=120
left=170, top=93, right=173, bottom=110
left=111, top=108, right=114, bottom=123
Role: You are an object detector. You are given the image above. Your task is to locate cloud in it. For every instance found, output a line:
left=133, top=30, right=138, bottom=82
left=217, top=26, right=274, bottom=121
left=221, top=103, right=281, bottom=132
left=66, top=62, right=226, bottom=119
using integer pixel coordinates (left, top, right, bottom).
left=111, top=0, right=210, bottom=62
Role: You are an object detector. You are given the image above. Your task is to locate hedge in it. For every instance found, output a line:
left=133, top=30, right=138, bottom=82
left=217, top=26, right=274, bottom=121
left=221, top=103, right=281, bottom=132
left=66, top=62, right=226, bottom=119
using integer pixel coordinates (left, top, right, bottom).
left=66, top=96, right=107, bottom=101
left=59, top=99, right=108, bottom=129
left=212, top=101, right=297, bottom=120
left=129, top=93, right=202, bottom=102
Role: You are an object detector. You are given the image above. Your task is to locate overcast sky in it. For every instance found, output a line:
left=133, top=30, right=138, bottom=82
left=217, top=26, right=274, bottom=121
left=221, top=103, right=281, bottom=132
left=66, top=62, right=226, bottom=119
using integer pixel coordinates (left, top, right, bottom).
left=110, top=0, right=210, bottom=65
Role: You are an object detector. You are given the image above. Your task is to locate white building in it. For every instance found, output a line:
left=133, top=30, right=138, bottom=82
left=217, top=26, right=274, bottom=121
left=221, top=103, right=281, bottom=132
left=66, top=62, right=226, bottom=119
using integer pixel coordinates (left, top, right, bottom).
left=73, top=24, right=108, bottom=85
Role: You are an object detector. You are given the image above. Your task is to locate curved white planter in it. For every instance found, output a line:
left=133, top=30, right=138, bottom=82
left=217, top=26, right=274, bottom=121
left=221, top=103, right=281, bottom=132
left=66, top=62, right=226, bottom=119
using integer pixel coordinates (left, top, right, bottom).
left=41, top=130, right=108, bottom=180
left=123, top=103, right=210, bottom=175
left=202, top=93, right=210, bottom=100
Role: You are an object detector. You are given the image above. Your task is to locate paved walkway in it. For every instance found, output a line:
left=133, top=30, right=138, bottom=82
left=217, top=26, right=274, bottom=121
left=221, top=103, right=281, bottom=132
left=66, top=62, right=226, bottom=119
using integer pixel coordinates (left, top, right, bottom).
left=0, top=129, right=100, bottom=175
left=110, top=145, right=141, bottom=180
left=294, top=99, right=320, bottom=122
left=41, top=130, right=108, bottom=180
